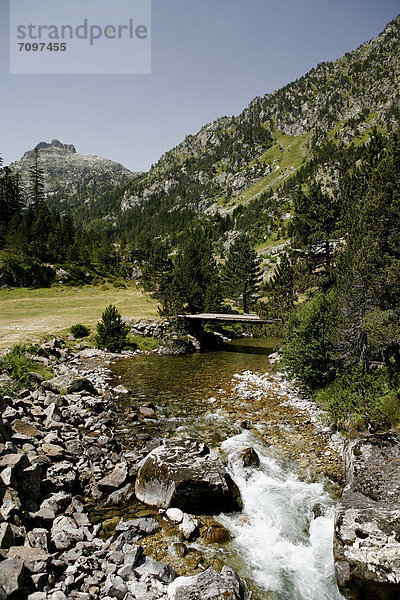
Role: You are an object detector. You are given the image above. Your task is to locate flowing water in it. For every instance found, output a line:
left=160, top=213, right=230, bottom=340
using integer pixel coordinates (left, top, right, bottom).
left=111, top=338, right=344, bottom=600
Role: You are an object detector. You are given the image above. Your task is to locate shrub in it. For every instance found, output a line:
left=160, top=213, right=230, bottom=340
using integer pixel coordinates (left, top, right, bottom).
left=0, top=345, right=31, bottom=386
left=70, top=324, right=90, bottom=338
left=130, top=334, right=159, bottom=351
left=95, top=304, right=129, bottom=352
left=282, top=291, right=337, bottom=391
left=0, top=345, right=53, bottom=389
left=315, top=365, right=400, bottom=432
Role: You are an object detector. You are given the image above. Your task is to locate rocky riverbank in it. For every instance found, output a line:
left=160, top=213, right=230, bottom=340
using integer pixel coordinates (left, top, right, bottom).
left=0, top=338, right=245, bottom=599
left=1, top=335, right=399, bottom=600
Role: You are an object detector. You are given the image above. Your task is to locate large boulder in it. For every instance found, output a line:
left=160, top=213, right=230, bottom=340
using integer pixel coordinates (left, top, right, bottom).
left=334, top=432, right=400, bottom=600
left=168, top=566, right=243, bottom=599
left=135, top=439, right=241, bottom=514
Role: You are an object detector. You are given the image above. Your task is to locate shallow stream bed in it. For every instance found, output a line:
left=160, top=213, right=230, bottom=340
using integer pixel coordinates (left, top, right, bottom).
left=110, top=338, right=344, bottom=600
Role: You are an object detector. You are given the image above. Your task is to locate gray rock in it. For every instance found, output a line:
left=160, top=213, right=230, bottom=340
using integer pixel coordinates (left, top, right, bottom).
left=0, top=452, right=29, bottom=473
left=135, top=439, right=242, bottom=514
left=139, top=405, right=156, bottom=418
left=41, top=443, right=65, bottom=459
left=8, top=546, right=50, bottom=574
left=0, top=490, right=21, bottom=520
left=128, top=581, right=155, bottom=600
left=38, top=338, right=62, bottom=358
left=98, top=463, right=128, bottom=490
left=31, top=572, right=48, bottom=588
left=113, top=518, right=160, bottom=546
left=0, top=466, right=16, bottom=487
left=102, top=562, right=117, bottom=575
left=135, top=556, right=176, bottom=584
left=166, top=508, right=184, bottom=524
left=0, top=558, right=25, bottom=599
left=44, top=403, right=63, bottom=428
left=104, top=574, right=127, bottom=599
left=105, top=483, right=134, bottom=506
left=117, top=563, right=136, bottom=581
left=178, top=514, right=198, bottom=540
left=107, top=551, right=125, bottom=565
left=11, top=419, right=41, bottom=440
left=334, top=432, right=400, bottom=600
left=123, top=545, right=143, bottom=566
left=45, top=461, right=78, bottom=490
left=113, top=385, right=131, bottom=394
left=25, top=528, right=49, bottom=552
left=72, top=511, right=91, bottom=528
left=167, top=566, right=242, bottom=599
left=51, top=515, right=85, bottom=550
left=41, top=379, right=61, bottom=393
left=50, top=592, right=67, bottom=600
left=67, top=378, right=98, bottom=396
left=30, top=491, right=71, bottom=526
left=237, top=447, right=260, bottom=467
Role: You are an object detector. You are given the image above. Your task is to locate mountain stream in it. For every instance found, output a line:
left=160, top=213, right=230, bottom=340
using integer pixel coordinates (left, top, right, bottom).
left=110, top=338, right=344, bottom=600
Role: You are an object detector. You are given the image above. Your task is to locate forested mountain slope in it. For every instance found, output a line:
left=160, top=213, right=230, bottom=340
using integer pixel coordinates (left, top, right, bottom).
left=120, top=15, right=400, bottom=217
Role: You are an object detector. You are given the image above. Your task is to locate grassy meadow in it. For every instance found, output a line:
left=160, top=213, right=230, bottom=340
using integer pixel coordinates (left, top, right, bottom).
left=0, top=284, right=159, bottom=350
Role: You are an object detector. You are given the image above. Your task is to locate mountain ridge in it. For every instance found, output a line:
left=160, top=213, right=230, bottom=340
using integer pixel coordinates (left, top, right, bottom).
left=9, top=15, right=400, bottom=231
left=114, top=14, right=399, bottom=228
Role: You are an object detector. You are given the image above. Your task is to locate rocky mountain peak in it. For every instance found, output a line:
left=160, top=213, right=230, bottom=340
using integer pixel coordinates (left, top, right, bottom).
left=34, top=139, right=77, bottom=154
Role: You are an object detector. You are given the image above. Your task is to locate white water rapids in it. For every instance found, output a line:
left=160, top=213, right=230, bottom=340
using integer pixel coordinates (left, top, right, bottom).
left=111, top=343, right=345, bottom=599
left=214, top=431, right=344, bottom=600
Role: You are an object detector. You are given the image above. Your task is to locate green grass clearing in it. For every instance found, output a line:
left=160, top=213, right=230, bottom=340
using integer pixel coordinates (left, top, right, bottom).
left=0, top=284, right=159, bottom=350
left=217, top=132, right=309, bottom=212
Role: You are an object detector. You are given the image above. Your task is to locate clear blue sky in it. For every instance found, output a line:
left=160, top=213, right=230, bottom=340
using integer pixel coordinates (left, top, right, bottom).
left=1, top=0, right=399, bottom=172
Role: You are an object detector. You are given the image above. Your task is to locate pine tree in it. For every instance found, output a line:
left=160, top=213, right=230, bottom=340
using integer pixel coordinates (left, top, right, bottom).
left=222, top=233, right=261, bottom=313
left=266, top=252, right=296, bottom=317
left=290, top=183, right=342, bottom=289
left=95, top=304, right=130, bottom=352
left=0, top=163, right=23, bottom=247
left=172, top=230, right=221, bottom=314
left=28, top=148, right=45, bottom=207
left=336, top=132, right=400, bottom=370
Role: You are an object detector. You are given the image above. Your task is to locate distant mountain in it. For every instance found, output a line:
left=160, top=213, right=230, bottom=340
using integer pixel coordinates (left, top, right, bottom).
left=120, top=15, right=399, bottom=217
left=10, top=139, right=141, bottom=223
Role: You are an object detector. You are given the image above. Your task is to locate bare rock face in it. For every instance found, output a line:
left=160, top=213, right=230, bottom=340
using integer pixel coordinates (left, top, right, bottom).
left=135, top=439, right=242, bottom=514
left=334, top=432, right=400, bottom=600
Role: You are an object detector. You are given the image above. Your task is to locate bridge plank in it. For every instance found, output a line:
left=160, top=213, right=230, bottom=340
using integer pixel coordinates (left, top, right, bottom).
left=177, top=313, right=276, bottom=324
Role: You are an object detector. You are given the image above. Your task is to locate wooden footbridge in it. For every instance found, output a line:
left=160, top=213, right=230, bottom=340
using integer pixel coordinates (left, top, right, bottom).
left=177, top=313, right=276, bottom=324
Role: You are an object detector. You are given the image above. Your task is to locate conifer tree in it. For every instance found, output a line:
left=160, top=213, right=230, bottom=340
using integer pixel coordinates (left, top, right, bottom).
left=95, top=304, right=129, bottom=352
left=172, top=230, right=221, bottom=314
left=336, top=132, right=400, bottom=370
left=28, top=148, right=45, bottom=207
left=290, top=183, right=341, bottom=289
left=266, top=252, right=296, bottom=317
left=0, top=164, right=22, bottom=247
left=222, top=233, right=261, bottom=313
